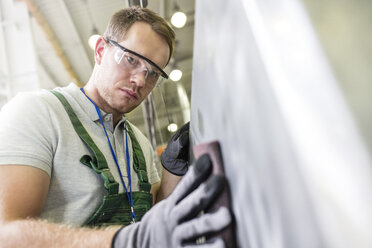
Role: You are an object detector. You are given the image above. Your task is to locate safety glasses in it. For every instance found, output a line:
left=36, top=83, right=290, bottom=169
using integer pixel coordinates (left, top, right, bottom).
left=106, top=38, right=168, bottom=86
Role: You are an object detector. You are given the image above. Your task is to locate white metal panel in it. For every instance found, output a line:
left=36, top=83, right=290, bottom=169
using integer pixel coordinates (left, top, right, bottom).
left=191, top=0, right=372, bottom=247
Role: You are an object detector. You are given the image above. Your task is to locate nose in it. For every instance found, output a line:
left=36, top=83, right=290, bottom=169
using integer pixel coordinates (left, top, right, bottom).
left=130, top=69, right=147, bottom=88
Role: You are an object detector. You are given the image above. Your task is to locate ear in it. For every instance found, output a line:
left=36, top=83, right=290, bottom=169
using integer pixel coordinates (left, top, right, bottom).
left=95, top=37, right=107, bottom=65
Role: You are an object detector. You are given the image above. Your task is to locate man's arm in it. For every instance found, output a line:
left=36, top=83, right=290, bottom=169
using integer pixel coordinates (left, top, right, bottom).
left=0, top=219, right=119, bottom=248
left=0, top=165, right=119, bottom=248
left=156, top=169, right=182, bottom=202
left=0, top=165, right=50, bottom=221
left=150, top=181, right=160, bottom=204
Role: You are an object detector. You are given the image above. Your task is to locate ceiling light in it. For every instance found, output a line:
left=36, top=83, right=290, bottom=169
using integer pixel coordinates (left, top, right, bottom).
left=88, top=34, right=100, bottom=50
left=171, top=11, right=187, bottom=28
left=169, top=69, right=182, bottom=81
left=167, top=123, right=178, bottom=132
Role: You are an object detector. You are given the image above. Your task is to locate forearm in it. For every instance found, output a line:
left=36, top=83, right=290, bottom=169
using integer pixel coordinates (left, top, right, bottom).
left=156, top=169, right=182, bottom=202
left=0, top=219, right=120, bottom=248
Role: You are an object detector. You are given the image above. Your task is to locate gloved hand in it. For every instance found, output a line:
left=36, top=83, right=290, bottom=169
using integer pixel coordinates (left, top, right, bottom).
left=112, top=154, right=231, bottom=248
left=161, top=122, right=190, bottom=176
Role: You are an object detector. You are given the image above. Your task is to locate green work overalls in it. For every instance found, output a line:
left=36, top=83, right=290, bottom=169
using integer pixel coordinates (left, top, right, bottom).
left=51, top=90, right=153, bottom=227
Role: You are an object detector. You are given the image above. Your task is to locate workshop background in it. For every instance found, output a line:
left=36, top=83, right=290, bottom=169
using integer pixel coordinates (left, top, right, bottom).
left=1, top=0, right=372, bottom=247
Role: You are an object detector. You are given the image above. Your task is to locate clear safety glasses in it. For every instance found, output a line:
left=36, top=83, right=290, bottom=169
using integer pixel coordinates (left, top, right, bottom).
left=106, top=39, right=168, bottom=86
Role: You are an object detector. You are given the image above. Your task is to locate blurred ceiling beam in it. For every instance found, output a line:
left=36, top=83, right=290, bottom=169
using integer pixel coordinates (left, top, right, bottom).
left=21, top=0, right=83, bottom=86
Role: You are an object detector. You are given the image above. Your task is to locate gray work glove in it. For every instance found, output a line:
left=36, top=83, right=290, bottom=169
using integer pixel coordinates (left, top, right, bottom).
left=112, top=154, right=232, bottom=248
left=161, top=122, right=190, bottom=176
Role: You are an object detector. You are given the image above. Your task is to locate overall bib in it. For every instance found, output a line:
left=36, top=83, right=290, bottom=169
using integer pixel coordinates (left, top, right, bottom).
left=51, top=90, right=153, bottom=227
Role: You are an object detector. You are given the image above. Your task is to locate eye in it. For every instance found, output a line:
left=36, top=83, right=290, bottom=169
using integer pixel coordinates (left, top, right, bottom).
left=125, top=54, right=138, bottom=66
left=148, top=69, right=160, bottom=79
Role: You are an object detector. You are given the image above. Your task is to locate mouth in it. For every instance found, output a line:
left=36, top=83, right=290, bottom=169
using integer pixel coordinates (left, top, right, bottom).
left=120, top=88, right=138, bottom=100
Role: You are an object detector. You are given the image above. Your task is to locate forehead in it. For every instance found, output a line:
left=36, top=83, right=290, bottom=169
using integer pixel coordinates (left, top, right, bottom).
left=117, top=22, right=170, bottom=69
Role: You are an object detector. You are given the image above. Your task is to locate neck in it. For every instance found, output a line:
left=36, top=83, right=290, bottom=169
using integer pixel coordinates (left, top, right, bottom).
left=82, top=83, right=122, bottom=127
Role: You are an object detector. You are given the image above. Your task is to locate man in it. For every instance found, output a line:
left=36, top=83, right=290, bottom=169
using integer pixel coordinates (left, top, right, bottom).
left=0, top=6, right=230, bottom=247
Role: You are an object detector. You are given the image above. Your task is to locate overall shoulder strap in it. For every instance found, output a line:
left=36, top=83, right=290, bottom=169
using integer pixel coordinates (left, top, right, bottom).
left=50, top=90, right=119, bottom=194
left=126, top=122, right=151, bottom=192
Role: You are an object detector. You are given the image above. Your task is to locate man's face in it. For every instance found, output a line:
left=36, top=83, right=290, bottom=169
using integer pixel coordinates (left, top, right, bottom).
left=94, top=22, right=169, bottom=114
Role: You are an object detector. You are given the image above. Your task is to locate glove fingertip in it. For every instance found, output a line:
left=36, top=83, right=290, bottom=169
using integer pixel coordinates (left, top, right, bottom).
left=194, top=154, right=212, bottom=177
left=196, top=175, right=225, bottom=212
left=205, top=174, right=225, bottom=195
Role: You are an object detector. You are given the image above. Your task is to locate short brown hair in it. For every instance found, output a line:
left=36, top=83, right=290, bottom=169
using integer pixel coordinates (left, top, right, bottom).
left=104, top=6, right=175, bottom=65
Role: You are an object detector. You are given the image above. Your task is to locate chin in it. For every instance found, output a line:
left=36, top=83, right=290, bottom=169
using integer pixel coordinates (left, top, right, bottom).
left=119, top=104, right=138, bottom=114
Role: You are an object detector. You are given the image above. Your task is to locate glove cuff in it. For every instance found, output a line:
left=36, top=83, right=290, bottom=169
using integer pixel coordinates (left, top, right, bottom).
left=161, top=160, right=189, bottom=176
left=111, top=223, right=141, bottom=248
left=111, top=226, right=125, bottom=248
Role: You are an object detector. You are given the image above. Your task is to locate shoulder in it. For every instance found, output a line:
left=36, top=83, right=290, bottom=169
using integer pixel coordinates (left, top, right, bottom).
left=3, top=89, right=49, bottom=107
left=1, top=90, right=57, bottom=119
left=0, top=90, right=62, bottom=176
left=0, top=83, right=86, bottom=120
left=0, top=87, right=73, bottom=136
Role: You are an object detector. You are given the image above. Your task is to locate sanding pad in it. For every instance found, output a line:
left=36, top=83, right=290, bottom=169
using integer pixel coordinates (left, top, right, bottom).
left=193, top=140, right=237, bottom=248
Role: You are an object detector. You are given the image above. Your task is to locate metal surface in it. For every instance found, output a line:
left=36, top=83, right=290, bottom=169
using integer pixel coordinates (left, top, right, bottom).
left=191, top=0, right=372, bottom=247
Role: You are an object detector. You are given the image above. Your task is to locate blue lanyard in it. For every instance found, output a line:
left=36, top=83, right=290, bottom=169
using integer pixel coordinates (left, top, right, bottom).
left=80, top=88, right=136, bottom=223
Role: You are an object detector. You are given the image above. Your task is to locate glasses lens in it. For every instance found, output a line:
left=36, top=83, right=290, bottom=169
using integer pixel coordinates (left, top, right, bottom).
left=114, top=49, right=161, bottom=85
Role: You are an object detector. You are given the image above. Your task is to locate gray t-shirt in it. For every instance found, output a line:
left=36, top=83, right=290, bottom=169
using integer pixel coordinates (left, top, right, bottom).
left=0, top=83, right=160, bottom=226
